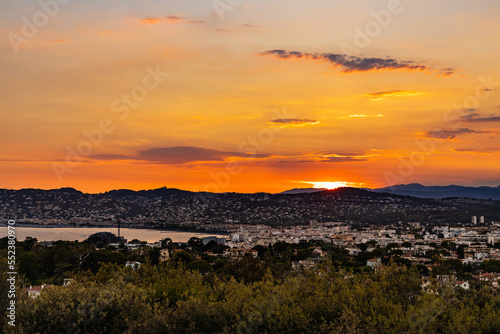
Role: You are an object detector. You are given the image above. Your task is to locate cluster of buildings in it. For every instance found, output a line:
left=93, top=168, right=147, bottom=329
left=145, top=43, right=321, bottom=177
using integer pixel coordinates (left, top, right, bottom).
left=227, top=221, right=500, bottom=251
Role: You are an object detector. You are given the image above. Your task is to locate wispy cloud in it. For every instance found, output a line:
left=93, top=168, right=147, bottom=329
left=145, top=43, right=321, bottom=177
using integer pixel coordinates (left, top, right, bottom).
left=425, top=128, right=484, bottom=139
left=277, top=152, right=371, bottom=164
left=455, top=148, right=500, bottom=153
left=269, top=118, right=319, bottom=127
left=138, top=17, right=162, bottom=25
left=260, top=50, right=455, bottom=75
left=320, top=152, right=371, bottom=162
left=366, top=90, right=422, bottom=100
left=138, top=15, right=204, bottom=25
left=322, top=156, right=369, bottom=162
left=47, top=39, right=67, bottom=44
left=166, top=15, right=183, bottom=24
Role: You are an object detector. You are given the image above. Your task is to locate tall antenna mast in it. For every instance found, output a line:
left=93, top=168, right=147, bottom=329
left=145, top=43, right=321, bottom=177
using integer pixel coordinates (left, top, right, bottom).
left=117, top=219, right=121, bottom=239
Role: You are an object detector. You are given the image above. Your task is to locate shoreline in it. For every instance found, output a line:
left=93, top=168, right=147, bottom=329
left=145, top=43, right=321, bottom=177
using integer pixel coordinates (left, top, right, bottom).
left=3, top=224, right=229, bottom=237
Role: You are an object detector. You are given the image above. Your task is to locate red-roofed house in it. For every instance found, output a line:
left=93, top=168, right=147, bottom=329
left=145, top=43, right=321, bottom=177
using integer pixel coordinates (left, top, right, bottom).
left=367, top=258, right=382, bottom=270
left=26, top=284, right=52, bottom=298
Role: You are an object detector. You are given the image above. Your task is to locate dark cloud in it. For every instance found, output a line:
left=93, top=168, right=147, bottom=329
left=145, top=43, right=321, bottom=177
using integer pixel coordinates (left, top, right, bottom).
left=91, top=147, right=268, bottom=165
left=260, top=50, right=455, bottom=75
left=461, top=113, right=480, bottom=120
left=425, top=128, right=483, bottom=139
left=90, top=148, right=373, bottom=165
left=462, top=114, right=500, bottom=122
left=269, top=119, right=319, bottom=126
left=138, top=147, right=231, bottom=164
left=438, top=68, right=457, bottom=77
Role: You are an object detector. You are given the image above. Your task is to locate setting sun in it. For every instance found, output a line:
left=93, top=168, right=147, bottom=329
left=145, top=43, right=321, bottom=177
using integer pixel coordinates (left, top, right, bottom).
left=297, top=181, right=363, bottom=190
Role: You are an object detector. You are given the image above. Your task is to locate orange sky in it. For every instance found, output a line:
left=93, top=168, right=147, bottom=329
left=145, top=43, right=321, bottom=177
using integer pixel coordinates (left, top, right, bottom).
left=1, top=0, right=500, bottom=193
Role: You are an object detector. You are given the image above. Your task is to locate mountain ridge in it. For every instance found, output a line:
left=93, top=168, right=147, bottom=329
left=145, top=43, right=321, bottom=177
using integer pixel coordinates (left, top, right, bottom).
left=1, top=186, right=499, bottom=227
left=370, top=183, right=500, bottom=200
left=3, top=183, right=500, bottom=200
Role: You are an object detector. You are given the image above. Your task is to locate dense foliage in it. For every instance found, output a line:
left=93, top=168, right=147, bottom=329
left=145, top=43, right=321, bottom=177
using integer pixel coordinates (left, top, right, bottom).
left=1, top=260, right=498, bottom=333
left=2, top=236, right=500, bottom=333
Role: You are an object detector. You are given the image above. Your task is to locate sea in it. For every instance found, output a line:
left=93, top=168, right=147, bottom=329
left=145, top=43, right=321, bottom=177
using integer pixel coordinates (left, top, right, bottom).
left=0, top=226, right=224, bottom=243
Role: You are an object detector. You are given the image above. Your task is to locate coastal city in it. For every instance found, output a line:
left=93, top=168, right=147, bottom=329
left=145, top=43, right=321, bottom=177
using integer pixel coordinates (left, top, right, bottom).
left=2, top=187, right=500, bottom=284
left=16, top=215, right=500, bottom=297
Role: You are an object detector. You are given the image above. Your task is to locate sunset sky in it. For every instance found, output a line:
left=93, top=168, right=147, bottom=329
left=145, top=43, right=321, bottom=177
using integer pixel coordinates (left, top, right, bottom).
left=1, top=0, right=500, bottom=193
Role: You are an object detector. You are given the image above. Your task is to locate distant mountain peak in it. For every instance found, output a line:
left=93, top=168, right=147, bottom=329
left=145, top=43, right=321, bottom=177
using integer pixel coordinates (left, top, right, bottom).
left=52, top=187, right=82, bottom=194
left=404, top=183, right=426, bottom=187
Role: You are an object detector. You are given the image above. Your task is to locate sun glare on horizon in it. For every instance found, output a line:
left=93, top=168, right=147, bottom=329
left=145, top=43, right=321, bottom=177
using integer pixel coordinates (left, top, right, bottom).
left=297, top=181, right=363, bottom=190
